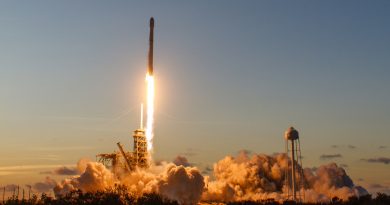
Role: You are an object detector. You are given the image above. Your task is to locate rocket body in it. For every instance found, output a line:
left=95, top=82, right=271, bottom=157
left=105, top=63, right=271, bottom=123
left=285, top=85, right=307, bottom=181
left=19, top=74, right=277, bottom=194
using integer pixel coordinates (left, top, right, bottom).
left=148, top=17, right=154, bottom=75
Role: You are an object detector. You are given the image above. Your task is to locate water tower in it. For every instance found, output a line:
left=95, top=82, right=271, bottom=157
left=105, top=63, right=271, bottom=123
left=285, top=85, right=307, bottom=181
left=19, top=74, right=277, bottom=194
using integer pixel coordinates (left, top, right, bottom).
left=284, top=126, right=304, bottom=202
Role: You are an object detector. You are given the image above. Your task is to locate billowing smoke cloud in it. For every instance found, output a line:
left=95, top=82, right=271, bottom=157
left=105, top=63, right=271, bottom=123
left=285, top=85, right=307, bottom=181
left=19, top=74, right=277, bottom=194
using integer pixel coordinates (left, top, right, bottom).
left=361, top=157, right=390, bottom=165
left=203, top=151, right=288, bottom=202
left=303, top=163, right=367, bottom=202
left=173, top=155, right=191, bottom=167
left=202, top=151, right=367, bottom=203
left=122, top=163, right=205, bottom=204
left=55, top=161, right=205, bottom=205
left=157, top=164, right=205, bottom=204
left=53, top=151, right=368, bottom=204
left=54, top=162, right=117, bottom=196
left=320, top=154, right=342, bottom=160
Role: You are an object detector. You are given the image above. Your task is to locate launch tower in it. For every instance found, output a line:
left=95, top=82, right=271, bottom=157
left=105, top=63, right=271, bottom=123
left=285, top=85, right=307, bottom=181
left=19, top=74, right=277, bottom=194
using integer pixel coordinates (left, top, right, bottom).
left=133, top=128, right=148, bottom=168
left=97, top=105, right=149, bottom=172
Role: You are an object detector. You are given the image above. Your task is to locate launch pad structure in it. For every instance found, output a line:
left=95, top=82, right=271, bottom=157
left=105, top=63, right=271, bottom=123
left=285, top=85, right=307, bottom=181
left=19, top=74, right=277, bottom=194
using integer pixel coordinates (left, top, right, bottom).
left=97, top=127, right=149, bottom=173
left=97, top=104, right=149, bottom=172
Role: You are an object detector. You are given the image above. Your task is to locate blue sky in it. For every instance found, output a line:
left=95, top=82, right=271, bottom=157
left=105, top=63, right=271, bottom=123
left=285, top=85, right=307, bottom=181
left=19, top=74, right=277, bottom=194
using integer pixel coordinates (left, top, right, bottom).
left=0, top=1, right=389, bottom=193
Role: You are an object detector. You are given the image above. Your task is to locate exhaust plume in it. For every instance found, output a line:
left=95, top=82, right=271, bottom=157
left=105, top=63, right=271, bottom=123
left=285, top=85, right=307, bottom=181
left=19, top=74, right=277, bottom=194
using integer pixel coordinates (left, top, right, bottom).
left=54, top=161, right=204, bottom=205
left=202, top=151, right=367, bottom=203
left=145, top=73, right=154, bottom=154
left=53, top=151, right=367, bottom=204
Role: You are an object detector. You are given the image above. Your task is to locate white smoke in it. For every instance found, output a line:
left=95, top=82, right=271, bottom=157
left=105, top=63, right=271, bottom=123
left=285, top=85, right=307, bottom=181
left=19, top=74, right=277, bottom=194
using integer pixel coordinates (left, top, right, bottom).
left=53, top=152, right=367, bottom=204
left=202, top=151, right=288, bottom=202
left=54, top=160, right=205, bottom=205
left=157, top=164, right=205, bottom=204
left=202, top=151, right=367, bottom=203
left=54, top=162, right=117, bottom=196
left=303, top=162, right=367, bottom=202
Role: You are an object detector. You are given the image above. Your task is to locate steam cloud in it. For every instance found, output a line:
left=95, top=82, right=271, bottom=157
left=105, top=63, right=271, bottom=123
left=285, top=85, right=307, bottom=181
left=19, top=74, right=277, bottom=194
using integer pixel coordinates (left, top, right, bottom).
left=54, top=161, right=116, bottom=196
left=54, top=160, right=205, bottom=205
left=53, top=152, right=367, bottom=204
left=203, top=151, right=367, bottom=203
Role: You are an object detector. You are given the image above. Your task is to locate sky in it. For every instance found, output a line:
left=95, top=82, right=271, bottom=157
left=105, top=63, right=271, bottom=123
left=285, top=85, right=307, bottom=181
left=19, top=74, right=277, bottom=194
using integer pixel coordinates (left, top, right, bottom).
left=0, top=1, right=389, bottom=195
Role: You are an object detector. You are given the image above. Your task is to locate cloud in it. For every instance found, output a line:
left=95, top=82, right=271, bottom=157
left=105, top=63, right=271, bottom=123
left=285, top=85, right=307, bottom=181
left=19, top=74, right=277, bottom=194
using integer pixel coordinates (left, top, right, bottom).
left=38, top=166, right=79, bottom=175
left=378, top=146, right=387, bottom=149
left=53, top=166, right=79, bottom=175
left=32, top=177, right=57, bottom=192
left=173, top=155, right=191, bottom=167
left=361, top=157, right=390, bottom=165
left=331, top=145, right=356, bottom=149
left=320, top=154, right=343, bottom=160
left=29, top=146, right=94, bottom=151
left=39, top=171, right=53, bottom=175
